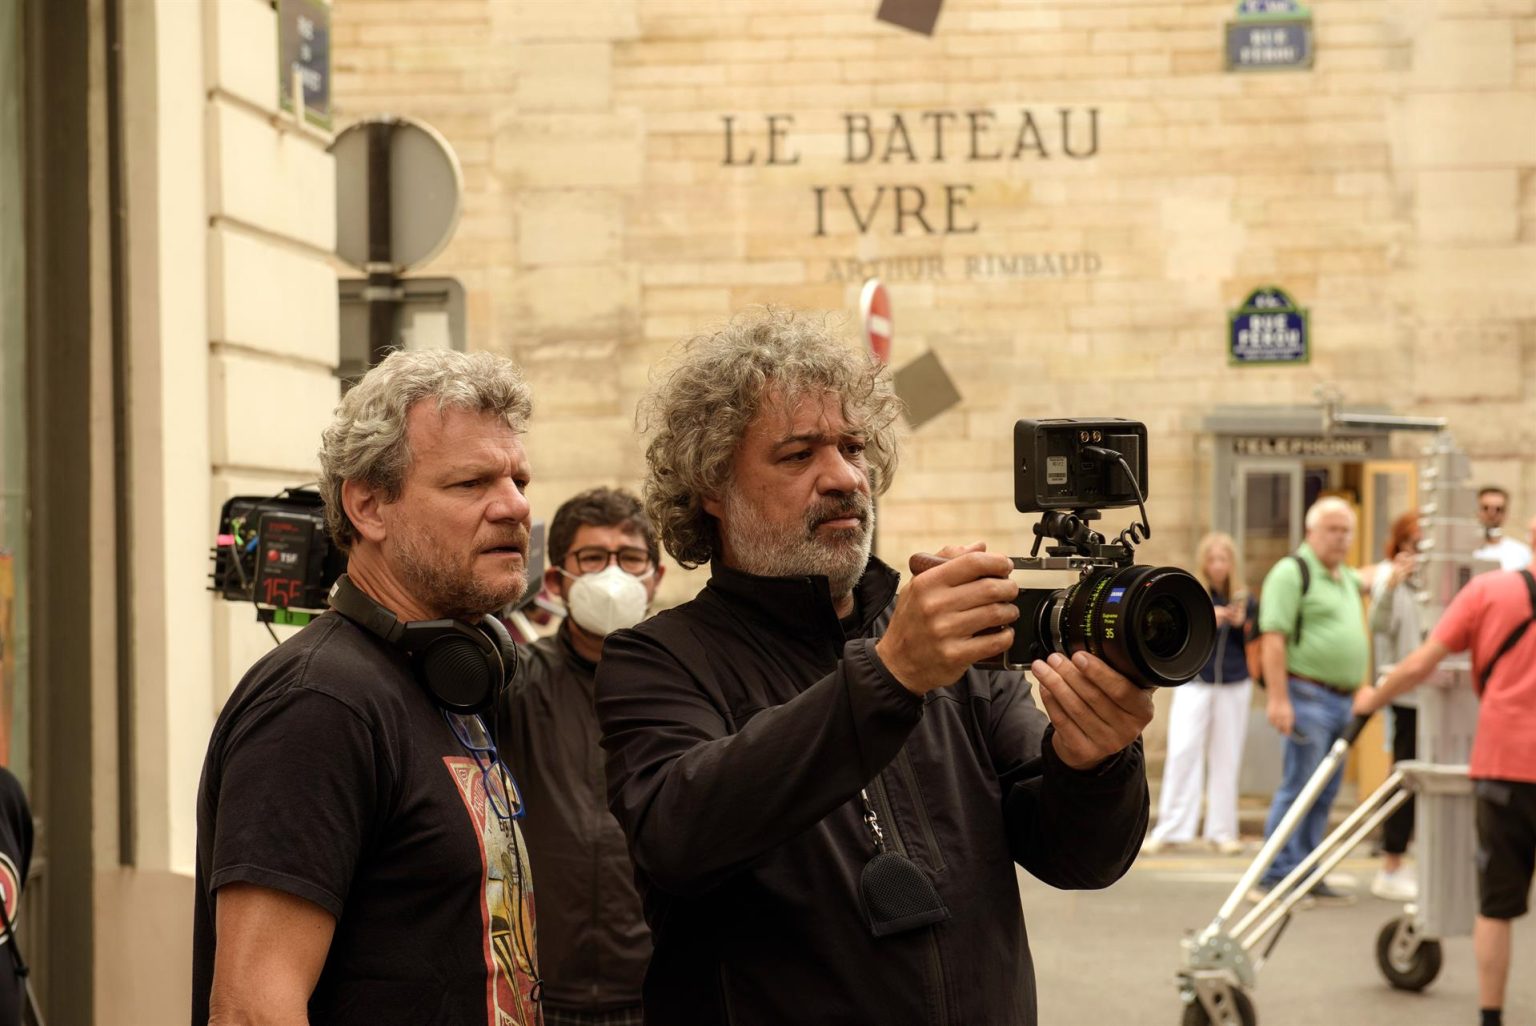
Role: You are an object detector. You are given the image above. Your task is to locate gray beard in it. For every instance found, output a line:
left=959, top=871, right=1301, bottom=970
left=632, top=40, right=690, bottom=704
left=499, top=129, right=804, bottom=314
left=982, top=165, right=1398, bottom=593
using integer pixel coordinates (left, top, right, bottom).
left=721, top=485, right=874, bottom=603
left=395, top=529, right=526, bottom=622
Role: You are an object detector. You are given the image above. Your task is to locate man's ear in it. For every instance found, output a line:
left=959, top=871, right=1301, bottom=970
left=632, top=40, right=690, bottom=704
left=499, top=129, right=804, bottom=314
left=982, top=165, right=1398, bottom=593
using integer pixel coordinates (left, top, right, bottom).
left=701, top=494, right=723, bottom=519
left=543, top=564, right=565, bottom=600
left=342, top=478, right=389, bottom=544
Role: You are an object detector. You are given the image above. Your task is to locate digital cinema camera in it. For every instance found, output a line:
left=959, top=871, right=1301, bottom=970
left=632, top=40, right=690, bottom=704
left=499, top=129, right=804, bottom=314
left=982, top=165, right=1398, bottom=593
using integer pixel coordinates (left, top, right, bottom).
left=993, top=419, right=1215, bottom=688
left=209, top=488, right=547, bottom=629
left=209, top=489, right=347, bottom=625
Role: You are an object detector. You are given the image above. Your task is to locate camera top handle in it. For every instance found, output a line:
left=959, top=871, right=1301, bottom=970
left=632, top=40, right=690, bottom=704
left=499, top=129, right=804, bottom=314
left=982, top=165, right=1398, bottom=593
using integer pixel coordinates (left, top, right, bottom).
left=1028, top=505, right=1147, bottom=570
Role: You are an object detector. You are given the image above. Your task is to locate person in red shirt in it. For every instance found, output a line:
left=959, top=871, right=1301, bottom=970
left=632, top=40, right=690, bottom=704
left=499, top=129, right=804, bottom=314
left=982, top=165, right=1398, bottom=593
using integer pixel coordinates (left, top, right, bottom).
left=1354, top=515, right=1536, bottom=1026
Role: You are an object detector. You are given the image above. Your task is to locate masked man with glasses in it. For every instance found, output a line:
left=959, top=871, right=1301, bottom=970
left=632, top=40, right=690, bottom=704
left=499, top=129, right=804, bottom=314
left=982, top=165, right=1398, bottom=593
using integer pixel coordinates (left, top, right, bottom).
left=500, top=488, right=664, bottom=1026
left=596, top=311, right=1153, bottom=1026
left=193, top=349, right=544, bottom=1026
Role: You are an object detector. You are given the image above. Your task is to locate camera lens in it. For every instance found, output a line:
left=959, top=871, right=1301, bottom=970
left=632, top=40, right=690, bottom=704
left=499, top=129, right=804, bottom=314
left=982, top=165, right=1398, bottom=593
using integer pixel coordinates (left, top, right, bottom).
left=1053, top=564, right=1215, bottom=687
left=1140, top=595, right=1188, bottom=661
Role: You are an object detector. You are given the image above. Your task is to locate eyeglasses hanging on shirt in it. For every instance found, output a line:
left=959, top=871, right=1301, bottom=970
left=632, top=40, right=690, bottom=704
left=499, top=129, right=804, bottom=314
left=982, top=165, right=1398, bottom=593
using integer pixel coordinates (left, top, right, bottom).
left=444, top=711, right=525, bottom=822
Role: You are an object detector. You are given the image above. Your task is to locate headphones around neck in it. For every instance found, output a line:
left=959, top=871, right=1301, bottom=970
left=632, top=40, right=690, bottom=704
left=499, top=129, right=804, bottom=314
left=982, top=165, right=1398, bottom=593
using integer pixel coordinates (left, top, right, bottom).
left=327, top=574, right=518, bottom=716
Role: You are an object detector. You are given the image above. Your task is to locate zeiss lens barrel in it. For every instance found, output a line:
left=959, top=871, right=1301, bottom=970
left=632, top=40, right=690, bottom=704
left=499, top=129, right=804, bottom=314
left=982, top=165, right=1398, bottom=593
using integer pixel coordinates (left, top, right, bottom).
left=1010, top=564, right=1216, bottom=687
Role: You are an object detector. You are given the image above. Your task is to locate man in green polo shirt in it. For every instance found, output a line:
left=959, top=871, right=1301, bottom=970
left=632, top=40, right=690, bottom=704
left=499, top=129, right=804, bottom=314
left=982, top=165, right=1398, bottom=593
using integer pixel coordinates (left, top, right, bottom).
left=1255, top=496, right=1371, bottom=902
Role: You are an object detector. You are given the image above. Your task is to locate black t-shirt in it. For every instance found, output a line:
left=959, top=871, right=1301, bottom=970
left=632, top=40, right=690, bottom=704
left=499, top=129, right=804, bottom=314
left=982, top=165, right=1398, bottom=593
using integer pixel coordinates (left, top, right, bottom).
left=0, top=767, right=32, bottom=1026
left=192, top=612, right=541, bottom=1026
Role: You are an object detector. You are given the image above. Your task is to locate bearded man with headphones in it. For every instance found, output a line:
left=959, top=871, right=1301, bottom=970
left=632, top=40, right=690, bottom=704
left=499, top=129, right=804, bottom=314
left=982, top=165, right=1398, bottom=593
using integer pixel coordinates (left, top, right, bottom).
left=193, top=349, right=544, bottom=1026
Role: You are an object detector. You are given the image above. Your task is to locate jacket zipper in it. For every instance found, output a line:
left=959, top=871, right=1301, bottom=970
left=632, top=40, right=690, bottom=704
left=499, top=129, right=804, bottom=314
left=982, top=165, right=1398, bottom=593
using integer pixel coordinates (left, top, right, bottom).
left=894, top=749, right=945, bottom=873
left=718, top=963, right=739, bottom=1025
left=589, top=738, right=603, bottom=1001
left=1213, top=590, right=1226, bottom=685
left=867, top=773, right=951, bottom=1026
left=1215, top=622, right=1227, bottom=685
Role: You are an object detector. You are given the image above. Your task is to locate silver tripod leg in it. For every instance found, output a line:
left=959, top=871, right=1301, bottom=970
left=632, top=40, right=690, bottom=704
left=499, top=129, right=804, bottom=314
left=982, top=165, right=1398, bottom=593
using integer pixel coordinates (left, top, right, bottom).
left=1207, top=720, right=1365, bottom=935
left=1180, top=713, right=1381, bottom=1019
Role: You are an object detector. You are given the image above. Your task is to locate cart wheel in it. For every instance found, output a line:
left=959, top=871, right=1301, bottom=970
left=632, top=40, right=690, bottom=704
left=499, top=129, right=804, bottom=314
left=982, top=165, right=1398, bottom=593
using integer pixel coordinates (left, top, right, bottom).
left=1375, top=917, right=1443, bottom=992
left=1181, top=986, right=1256, bottom=1026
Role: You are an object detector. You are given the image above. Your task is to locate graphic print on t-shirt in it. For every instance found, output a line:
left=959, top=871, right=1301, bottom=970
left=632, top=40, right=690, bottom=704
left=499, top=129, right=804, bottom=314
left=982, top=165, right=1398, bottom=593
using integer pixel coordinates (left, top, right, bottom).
left=0, top=852, right=18, bottom=944
left=444, top=756, right=542, bottom=1026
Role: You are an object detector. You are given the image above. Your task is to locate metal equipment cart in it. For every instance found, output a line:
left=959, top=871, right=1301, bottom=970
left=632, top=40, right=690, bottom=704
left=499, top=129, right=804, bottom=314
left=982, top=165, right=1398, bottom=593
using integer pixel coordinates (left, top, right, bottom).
left=1175, top=423, right=1489, bottom=1026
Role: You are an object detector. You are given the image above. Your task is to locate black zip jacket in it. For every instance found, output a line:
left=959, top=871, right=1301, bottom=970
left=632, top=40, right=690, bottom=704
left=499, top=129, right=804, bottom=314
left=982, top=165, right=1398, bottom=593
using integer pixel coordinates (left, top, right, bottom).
left=501, top=624, right=651, bottom=1012
left=596, top=557, right=1148, bottom=1026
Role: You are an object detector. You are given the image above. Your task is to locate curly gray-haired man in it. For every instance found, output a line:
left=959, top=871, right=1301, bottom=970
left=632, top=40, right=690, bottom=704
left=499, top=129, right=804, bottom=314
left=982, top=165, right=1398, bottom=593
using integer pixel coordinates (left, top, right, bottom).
left=194, top=348, right=545, bottom=1026
left=597, top=309, right=1154, bottom=1026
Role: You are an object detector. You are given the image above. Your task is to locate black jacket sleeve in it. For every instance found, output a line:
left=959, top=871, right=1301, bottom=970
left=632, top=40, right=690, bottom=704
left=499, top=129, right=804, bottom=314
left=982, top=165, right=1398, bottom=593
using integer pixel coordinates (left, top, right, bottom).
left=596, top=629, right=923, bottom=897
left=978, top=668, right=1148, bottom=889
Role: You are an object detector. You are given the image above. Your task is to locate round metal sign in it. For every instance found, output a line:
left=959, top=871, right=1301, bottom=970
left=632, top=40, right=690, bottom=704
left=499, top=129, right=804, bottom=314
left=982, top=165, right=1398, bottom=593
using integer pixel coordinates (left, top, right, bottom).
left=860, top=278, right=893, bottom=366
left=332, top=115, right=463, bottom=273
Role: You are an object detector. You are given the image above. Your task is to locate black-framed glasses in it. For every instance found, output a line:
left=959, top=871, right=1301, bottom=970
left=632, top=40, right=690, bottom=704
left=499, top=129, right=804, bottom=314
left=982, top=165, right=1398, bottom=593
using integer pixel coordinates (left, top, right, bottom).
left=568, top=545, right=653, bottom=576
left=444, top=711, right=524, bottom=822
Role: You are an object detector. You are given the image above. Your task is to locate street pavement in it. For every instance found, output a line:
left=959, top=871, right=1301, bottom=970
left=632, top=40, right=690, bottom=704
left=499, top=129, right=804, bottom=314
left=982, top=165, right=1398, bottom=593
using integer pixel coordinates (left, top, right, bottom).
left=1023, top=848, right=1536, bottom=1026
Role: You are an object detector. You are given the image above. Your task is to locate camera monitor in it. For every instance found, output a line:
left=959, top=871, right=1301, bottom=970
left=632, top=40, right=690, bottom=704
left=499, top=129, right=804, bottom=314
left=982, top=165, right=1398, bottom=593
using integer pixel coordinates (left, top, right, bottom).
left=1014, top=418, right=1148, bottom=514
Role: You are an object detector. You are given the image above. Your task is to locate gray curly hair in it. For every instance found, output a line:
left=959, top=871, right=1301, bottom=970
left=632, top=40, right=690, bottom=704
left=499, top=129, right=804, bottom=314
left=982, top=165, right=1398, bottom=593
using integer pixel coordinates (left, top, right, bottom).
left=318, top=349, right=533, bottom=550
left=639, top=309, right=901, bottom=569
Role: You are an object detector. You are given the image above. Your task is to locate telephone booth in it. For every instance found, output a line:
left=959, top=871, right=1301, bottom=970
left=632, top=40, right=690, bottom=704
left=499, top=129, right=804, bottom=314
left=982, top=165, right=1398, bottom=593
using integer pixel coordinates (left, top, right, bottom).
left=1201, top=405, right=1415, bottom=796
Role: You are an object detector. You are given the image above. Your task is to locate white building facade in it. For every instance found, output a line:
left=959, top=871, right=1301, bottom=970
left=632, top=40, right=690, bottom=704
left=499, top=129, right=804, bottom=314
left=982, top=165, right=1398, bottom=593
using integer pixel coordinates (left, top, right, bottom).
left=1, top=0, right=337, bottom=1019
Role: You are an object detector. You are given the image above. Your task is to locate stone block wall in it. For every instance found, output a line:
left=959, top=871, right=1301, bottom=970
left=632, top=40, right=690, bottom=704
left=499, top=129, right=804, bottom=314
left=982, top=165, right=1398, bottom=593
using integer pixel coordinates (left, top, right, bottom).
left=331, top=0, right=1536, bottom=610
left=204, top=0, right=340, bottom=694
left=119, top=0, right=339, bottom=871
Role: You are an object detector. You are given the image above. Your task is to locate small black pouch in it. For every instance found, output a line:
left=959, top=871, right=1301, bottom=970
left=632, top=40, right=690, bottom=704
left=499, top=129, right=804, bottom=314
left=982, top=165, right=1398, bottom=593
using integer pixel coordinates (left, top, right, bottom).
left=857, top=784, right=951, bottom=937
left=859, top=850, right=951, bottom=937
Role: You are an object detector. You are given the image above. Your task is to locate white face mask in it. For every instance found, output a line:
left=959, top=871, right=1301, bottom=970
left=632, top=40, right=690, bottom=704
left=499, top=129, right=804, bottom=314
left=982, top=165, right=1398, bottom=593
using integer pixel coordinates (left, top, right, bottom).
left=561, top=564, right=650, bottom=637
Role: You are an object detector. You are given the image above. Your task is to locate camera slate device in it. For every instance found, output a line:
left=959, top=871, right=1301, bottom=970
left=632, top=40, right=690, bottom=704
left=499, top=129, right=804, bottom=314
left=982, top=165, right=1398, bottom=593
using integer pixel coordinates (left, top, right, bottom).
left=1002, top=418, right=1215, bottom=688
left=210, top=489, right=346, bottom=625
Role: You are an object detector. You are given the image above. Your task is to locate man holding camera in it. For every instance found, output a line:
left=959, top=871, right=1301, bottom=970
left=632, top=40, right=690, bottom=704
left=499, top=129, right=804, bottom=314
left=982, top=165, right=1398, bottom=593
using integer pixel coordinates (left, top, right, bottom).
left=501, top=487, right=662, bottom=1026
left=193, top=349, right=543, bottom=1025
left=1254, top=496, right=1372, bottom=904
left=1353, top=514, right=1536, bottom=1026
left=596, top=310, right=1153, bottom=1026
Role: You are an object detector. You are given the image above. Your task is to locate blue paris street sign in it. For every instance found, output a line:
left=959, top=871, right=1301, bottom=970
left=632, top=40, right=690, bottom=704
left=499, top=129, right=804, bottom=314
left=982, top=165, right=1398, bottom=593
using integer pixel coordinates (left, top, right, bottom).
left=1226, top=0, right=1314, bottom=72
left=1229, top=286, right=1309, bottom=365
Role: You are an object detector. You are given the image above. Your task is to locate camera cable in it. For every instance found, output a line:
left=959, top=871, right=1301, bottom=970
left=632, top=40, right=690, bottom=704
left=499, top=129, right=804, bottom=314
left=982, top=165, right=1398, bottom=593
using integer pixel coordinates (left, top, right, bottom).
left=1081, top=446, right=1151, bottom=550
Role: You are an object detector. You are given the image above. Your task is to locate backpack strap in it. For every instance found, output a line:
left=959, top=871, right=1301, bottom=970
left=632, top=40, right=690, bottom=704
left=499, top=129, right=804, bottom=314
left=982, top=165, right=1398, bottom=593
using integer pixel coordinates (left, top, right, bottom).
left=1291, top=553, right=1310, bottom=645
left=1476, top=568, right=1536, bottom=696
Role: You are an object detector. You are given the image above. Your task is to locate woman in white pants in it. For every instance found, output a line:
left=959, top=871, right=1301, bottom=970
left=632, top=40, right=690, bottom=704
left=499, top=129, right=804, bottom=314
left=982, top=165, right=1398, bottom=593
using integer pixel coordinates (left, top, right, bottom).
left=1144, top=532, right=1257, bottom=855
